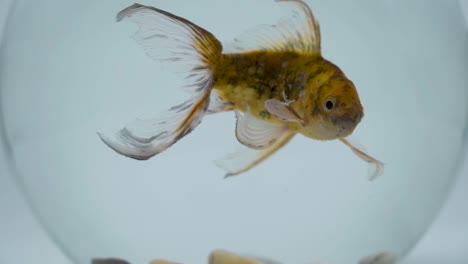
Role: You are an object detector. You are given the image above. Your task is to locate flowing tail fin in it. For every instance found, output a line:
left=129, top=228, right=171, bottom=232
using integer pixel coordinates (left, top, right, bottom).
left=98, top=4, right=222, bottom=160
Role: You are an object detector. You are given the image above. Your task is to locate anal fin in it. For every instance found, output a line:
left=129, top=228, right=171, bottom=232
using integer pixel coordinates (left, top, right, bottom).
left=207, top=90, right=234, bottom=114
left=216, top=131, right=295, bottom=177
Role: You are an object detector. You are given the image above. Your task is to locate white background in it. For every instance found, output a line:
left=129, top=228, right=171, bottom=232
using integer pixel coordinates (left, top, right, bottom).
left=0, top=0, right=467, bottom=263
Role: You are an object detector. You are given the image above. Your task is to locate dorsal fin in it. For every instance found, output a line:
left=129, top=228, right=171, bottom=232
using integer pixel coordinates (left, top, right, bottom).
left=225, top=0, right=321, bottom=55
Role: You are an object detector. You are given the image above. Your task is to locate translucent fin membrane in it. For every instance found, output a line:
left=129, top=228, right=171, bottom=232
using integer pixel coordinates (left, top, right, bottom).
left=207, top=90, right=234, bottom=114
left=264, top=99, right=303, bottom=123
left=99, top=4, right=222, bottom=160
left=116, top=4, right=222, bottom=78
left=225, top=0, right=321, bottom=55
left=98, top=93, right=210, bottom=160
left=216, top=131, right=295, bottom=177
left=235, top=110, right=290, bottom=149
left=340, top=137, right=385, bottom=180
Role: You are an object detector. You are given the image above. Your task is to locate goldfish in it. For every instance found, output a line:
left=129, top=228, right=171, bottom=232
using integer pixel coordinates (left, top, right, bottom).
left=99, top=0, right=384, bottom=179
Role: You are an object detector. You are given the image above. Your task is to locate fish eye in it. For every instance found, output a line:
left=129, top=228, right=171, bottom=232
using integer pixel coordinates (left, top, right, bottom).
left=323, top=96, right=336, bottom=112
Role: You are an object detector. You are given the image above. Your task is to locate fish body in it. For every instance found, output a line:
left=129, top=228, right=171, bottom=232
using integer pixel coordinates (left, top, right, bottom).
left=214, top=51, right=362, bottom=140
left=99, top=0, right=383, bottom=178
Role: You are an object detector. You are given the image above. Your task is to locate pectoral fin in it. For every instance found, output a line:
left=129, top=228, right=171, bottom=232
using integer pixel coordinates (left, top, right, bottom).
left=216, top=131, right=295, bottom=177
left=264, top=99, right=303, bottom=123
left=235, top=110, right=290, bottom=149
left=339, top=137, right=384, bottom=181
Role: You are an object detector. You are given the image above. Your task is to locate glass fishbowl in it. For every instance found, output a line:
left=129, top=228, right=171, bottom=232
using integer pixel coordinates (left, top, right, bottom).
left=1, top=0, right=467, bottom=263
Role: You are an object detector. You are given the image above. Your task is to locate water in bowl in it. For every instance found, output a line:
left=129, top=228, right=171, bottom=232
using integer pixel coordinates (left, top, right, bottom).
left=1, top=0, right=467, bottom=263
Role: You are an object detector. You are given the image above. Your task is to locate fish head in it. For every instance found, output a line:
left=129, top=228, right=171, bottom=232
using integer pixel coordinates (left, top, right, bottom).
left=303, top=77, right=364, bottom=140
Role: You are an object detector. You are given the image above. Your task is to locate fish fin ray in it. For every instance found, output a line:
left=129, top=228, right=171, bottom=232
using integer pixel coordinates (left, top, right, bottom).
left=116, top=4, right=222, bottom=93
left=99, top=5, right=223, bottom=160
left=224, top=0, right=320, bottom=54
left=235, top=110, right=289, bottom=149
left=207, top=90, right=234, bottom=114
left=339, top=137, right=384, bottom=181
left=264, top=99, right=302, bottom=123
left=99, top=92, right=210, bottom=160
left=216, top=131, right=295, bottom=177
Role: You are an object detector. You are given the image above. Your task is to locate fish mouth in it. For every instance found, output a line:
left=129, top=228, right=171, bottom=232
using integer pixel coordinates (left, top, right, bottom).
left=336, top=117, right=356, bottom=131
left=334, top=112, right=362, bottom=132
